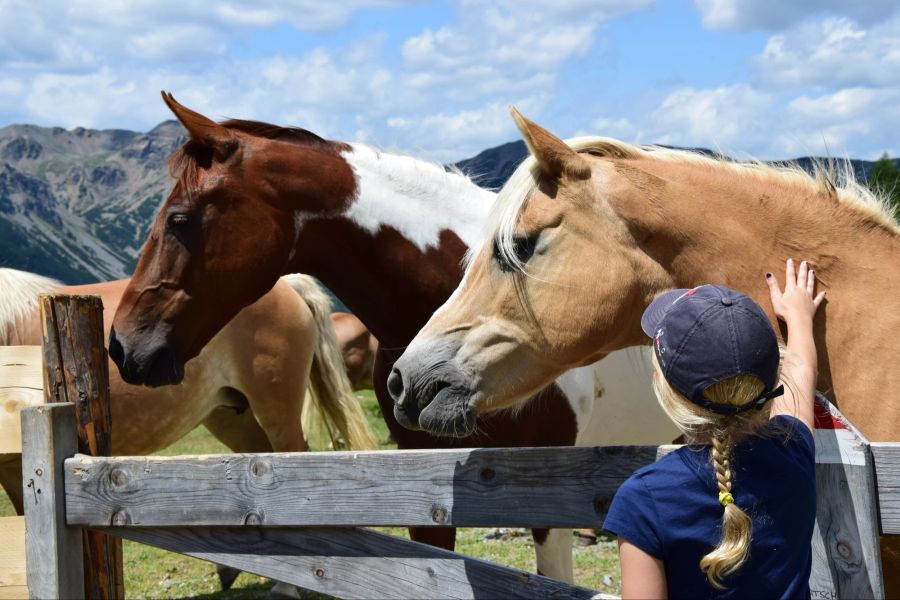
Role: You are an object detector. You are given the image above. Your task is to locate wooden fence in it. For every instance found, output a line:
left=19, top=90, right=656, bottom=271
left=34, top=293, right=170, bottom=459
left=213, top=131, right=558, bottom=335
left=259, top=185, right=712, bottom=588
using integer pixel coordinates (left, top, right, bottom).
left=1, top=294, right=122, bottom=599
left=10, top=294, right=900, bottom=599
left=0, top=345, right=42, bottom=599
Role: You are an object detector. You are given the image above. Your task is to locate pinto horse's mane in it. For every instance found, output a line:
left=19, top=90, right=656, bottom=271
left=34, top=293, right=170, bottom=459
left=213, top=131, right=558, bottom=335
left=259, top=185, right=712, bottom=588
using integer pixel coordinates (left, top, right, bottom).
left=168, top=118, right=339, bottom=194
left=488, top=137, right=900, bottom=273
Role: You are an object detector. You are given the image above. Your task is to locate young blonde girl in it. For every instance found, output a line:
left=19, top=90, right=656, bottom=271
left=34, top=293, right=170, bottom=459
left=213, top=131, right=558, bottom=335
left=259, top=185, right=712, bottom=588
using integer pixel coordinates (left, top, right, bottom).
left=604, top=259, right=824, bottom=598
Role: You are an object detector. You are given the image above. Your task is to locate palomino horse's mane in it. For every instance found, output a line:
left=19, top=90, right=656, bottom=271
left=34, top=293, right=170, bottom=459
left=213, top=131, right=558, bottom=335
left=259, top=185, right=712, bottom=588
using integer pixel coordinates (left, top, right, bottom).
left=488, top=137, right=900, bottom=273
left=0, top=268, right=60, bottom=345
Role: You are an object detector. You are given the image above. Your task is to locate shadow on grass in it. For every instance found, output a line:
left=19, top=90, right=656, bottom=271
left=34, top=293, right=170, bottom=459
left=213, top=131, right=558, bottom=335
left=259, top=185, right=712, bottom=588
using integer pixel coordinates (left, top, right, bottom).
left=171, top=581, right=335, bottom=600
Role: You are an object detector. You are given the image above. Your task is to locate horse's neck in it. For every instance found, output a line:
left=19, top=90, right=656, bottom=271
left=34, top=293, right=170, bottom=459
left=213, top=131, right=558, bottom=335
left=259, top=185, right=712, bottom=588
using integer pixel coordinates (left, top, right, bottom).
left=616, top=159, right=900, bottom=298
left=340, top=144, right=493, bottom=250
left=615, top=159, right=900, bottom=437
left=291, top=144, right=494, bottom=346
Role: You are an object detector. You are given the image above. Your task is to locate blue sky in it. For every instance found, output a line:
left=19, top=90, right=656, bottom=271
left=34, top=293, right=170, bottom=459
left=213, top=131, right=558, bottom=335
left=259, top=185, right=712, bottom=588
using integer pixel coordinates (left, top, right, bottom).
left=1, top=0, right=898, bottom=162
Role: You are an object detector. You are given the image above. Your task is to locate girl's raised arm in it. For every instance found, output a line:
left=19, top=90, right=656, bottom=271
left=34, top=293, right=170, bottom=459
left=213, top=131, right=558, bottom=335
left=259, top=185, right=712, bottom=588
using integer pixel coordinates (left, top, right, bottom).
left=765, top=258, right=826, bottom=432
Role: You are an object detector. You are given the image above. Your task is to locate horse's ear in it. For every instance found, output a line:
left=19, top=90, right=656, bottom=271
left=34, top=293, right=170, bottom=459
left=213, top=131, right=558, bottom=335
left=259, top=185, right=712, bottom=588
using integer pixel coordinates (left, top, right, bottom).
left=509, top=107, right=590, bottom=181
left=161, top=91, right=237, bottom=160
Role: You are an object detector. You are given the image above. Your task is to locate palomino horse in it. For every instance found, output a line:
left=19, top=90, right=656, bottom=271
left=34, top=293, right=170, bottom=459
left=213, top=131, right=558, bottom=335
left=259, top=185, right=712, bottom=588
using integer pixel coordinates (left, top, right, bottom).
left=109, top=92, right=672, bottom=583
left=0, top=268, right=376, bottom=513
left=330, top=312, right=378, bottom=390
left=391, top=110, right=900, bottom=592
left=2, top=268, right=375, bottom=595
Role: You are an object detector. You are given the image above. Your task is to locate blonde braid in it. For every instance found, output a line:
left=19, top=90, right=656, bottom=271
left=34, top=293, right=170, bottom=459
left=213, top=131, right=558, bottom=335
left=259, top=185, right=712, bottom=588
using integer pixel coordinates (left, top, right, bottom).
left=700, top=428, right=752, bottom=588
left=649, top=343, right=779, bottom=589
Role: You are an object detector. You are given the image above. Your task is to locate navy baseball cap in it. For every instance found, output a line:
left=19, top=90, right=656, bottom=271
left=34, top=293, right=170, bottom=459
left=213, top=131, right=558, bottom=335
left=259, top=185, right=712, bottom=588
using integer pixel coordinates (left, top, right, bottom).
left=641, top=285, right=783, bottom=415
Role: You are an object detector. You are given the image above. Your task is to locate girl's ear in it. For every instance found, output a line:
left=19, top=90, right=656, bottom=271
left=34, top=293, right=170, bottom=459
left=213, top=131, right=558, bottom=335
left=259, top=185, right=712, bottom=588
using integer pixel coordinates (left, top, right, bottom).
left=509, top=106, right=591, bottom=181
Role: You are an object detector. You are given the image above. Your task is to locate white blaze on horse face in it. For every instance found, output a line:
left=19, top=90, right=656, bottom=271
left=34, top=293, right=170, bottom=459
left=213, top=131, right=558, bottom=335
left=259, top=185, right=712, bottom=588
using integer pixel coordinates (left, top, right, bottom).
left=341, top=143, right=494, bottom=252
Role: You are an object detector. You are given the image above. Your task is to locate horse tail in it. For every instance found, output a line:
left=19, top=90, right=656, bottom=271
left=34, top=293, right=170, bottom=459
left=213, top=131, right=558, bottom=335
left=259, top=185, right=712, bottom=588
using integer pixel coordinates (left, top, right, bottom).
left=0, top=268, right=61, bottom=345
left=280, top=274, right=378, bottom=451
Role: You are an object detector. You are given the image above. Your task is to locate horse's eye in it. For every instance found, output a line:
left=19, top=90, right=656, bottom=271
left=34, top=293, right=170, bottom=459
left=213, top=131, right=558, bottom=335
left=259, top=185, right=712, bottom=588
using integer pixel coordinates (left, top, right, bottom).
left=167, top=212, right=191, bottom=227
left=493, top=233, right=538, bottom=273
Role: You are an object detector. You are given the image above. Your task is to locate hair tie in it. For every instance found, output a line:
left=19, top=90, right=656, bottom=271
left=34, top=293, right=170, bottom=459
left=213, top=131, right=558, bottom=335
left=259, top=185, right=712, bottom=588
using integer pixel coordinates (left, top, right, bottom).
left=718, top=491, right=734, bottom=507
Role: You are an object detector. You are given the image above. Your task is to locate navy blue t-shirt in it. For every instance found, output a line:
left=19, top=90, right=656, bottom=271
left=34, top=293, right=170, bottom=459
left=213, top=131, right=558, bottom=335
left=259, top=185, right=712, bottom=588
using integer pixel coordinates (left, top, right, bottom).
left=604, top=415, right=816, bottom=599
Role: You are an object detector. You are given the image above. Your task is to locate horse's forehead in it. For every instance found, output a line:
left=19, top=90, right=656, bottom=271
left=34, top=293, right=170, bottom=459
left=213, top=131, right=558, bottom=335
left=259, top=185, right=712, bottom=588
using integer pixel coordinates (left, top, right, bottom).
left=519, top=192, right=565, bottom=228
left=518, top=173, right=611, bottom=228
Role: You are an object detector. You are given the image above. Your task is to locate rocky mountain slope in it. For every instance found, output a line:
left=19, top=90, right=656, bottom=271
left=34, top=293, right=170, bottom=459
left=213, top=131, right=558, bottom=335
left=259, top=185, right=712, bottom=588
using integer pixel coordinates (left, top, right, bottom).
left=0, top=121, right=184, bottom=282
left=0, top=121, right=895, bottom=284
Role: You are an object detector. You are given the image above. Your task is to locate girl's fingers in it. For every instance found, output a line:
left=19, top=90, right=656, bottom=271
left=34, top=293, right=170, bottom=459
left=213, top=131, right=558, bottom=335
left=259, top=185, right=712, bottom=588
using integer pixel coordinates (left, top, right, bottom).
left=797, top=260, right=808, bottom=287
left=807, top=269, right=816, bottom=294
left=813, top=290, right=826, bottom=307
left=766, top=271, right=782, bottom=302
left=785, top=258, right=796, bottom=289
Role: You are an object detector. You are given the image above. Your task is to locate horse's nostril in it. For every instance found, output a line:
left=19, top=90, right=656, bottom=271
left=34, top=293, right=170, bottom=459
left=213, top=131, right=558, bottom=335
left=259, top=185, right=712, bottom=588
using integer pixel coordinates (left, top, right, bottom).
left=108, top=328, right=124, bottom=367
left=387, top=368, right=405, bottom=404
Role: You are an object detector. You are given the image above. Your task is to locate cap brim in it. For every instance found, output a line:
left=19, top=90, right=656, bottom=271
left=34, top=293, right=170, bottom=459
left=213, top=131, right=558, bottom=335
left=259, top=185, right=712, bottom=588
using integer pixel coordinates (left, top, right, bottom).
left=641, top=289, right=692, bottom=338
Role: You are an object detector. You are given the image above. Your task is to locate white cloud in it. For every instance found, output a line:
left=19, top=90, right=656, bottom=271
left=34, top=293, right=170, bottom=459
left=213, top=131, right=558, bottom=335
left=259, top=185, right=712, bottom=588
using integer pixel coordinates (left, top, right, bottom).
left=385, top=96, right=551, bottom=160
left=579, top=83, right=900, bottom=161
left=693, top=0, right=899, bottom=31
left=7, top=0, right=895, bottom=165
left=579, top=117, right=635, bottom=140
left=0, top=0, right=653, bottom=161
left=755, top=17, right=900, bottom=89
left=777, top=87, right=900, bottom=157
left=0, top=0, right=422, bottom=72
left=400, top=0, right=651, bottom=104
left=213, top=1, right=423, bottom=33
left=649, top=85, right=774, bottom=149
left=12, top=34, right=396, bottom=137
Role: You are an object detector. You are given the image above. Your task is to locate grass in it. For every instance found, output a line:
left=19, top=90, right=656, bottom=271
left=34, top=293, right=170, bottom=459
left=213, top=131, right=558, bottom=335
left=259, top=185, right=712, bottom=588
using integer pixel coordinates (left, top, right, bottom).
left=2, top=391, right=621, bottom=598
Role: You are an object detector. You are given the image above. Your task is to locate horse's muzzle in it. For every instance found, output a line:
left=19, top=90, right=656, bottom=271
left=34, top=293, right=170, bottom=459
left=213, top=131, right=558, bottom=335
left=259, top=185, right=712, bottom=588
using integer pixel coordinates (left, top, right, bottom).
left=388, top=342, right=476, bottom=438
left=109, top=327, right=185, bottom=387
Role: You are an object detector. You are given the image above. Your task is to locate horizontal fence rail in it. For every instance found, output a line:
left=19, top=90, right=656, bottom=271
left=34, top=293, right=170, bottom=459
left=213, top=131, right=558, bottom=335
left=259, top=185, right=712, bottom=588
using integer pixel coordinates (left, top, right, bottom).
left=65, top=443, right=900, bottom=533
left=100, top=526, right=600, bottom=600
left=65, top=446, right=659, bottom=528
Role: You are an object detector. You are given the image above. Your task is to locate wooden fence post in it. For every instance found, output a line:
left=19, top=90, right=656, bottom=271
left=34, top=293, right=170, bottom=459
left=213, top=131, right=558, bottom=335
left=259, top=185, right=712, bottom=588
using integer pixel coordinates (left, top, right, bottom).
left=22, top=403, right=83, bottom=599
left=40, top=294, right=123, bottom=600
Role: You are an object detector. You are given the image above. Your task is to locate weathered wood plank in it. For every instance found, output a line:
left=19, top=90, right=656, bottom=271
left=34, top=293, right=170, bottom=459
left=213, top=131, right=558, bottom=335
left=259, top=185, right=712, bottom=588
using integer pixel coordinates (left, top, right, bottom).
left=22, top=404, right=84, bottom=600
left=808, top=401, right=882, bottom=600
left=872, top=442, right=900, bottom=535
left=99, top=525, right=598, bottom=600
left=0, top=516, right=26, bottom=588
left=0, top=347, right=42, bottom=455
left=0, top=347, right=42, bottom=389
left=66, top=445, right=659, bottom=528
left=0, top=585, right=28, bottom=599
left=810, top=462, right=882, bottom=598
left=40, top=295, right=123, bottom=600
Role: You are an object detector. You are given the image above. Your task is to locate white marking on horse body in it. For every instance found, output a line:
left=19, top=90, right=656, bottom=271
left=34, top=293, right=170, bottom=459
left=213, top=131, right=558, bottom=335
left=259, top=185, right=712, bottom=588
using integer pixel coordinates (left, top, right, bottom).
left=554, top=365, right=596, bottom=436
left=341, top=143, right=493, bottom=252
left=288, top=211, right=309, bottom=261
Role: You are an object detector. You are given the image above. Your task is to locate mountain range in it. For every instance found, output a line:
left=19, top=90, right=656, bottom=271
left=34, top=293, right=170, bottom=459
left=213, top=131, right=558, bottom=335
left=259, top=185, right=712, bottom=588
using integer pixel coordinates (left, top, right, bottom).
left=0, top=121, right=895, bottom=284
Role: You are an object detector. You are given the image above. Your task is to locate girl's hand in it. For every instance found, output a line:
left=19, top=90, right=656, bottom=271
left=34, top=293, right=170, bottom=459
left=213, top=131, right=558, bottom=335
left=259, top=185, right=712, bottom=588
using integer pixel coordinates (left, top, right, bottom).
left=765, top=258, right=826, bottom=325
left=765, top=258, right=824, bottom=432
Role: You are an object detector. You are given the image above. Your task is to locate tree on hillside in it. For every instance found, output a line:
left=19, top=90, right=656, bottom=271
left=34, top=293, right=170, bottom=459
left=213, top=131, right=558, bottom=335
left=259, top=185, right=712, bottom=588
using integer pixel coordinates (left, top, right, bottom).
left=868, top=152, right=900, bottom=218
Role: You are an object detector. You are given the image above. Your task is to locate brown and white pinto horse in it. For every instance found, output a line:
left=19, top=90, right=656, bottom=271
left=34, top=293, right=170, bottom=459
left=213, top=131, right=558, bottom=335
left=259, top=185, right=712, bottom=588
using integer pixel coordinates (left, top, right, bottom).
left=109, top=92, right=669, bottom=583
left=0, top=268, right=376, bottom=514
left=392, top=110, right=900, bottom=592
